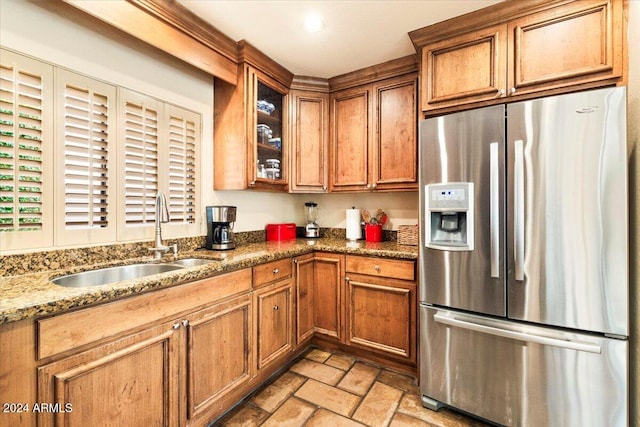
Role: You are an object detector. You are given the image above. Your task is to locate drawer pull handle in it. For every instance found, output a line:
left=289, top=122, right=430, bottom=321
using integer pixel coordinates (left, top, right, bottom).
left=374, top=265, right=380, bottom=271
left=273, top=305, right=279, bottom=311
left=273, top=268, right=279, bottom=274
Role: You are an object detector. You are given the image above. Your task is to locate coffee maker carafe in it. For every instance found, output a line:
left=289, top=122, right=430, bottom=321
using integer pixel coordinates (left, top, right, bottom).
left=206, top=206, right=236, bottom=250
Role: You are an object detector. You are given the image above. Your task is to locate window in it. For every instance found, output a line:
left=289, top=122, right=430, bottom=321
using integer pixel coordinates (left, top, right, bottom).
left=0, top=49, right=53, bottom=252
left=0, top=49, right=202, bottom=253
left=117, top=90, right=200, bottom=241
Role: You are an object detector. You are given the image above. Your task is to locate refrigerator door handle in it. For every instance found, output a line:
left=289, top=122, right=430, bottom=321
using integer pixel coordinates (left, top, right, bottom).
left=490, top=142, right=500, bottom=278
left=514, top=139, right=525, bottom=281
left=434, top=312, right=602, bottom=354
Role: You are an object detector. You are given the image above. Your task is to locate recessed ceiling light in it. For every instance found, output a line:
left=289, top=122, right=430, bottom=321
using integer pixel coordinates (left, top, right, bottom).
left=304, top=13, right=325, bottom=33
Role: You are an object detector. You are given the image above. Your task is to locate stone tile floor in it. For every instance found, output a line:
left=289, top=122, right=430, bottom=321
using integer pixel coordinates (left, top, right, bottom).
left=216, top=348, right=491, bottom=427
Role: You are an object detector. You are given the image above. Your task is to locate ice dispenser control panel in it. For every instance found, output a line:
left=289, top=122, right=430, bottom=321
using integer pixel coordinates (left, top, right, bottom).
left=425, top=183, right=474, bottom=251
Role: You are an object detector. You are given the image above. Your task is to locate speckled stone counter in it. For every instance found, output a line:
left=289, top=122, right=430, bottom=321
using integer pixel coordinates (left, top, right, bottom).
left=0, top=238, right=417, bottom=325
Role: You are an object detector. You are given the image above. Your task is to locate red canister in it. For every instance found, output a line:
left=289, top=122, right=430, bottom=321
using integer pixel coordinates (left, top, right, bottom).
left=365, top=224, right=383, bottom=242
left=266, top=223, right=297, bottom=241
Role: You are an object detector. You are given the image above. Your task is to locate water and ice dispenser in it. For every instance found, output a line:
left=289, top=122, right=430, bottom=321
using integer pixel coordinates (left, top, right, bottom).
left=425, top=183, right=474, bottom=251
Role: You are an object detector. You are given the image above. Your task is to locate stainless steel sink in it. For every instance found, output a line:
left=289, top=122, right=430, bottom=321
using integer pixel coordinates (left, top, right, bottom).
left=167, top=258, right=217, bottom=267
left=52, top=263, right=185, bottom=288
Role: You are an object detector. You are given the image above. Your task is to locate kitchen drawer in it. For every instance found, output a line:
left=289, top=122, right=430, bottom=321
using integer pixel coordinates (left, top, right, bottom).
left=37, top=268, right=252, bottom=360
left=345, top=256, right=415, bottom=281
left=253, top=258, right=292, bottom=288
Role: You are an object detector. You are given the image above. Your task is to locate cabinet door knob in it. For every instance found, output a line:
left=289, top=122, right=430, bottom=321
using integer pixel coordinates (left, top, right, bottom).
left=374, top=265, right=380, bottom=271
left=497, top=89, right=505, bottom=97
left=273, top=305, right=279, bottom=311
left=249, top=181, right=256, bottom=186
left=323, top=186, right=327, bottom=191
left=510, top=87, right=516, bottom=94
left=172, top=322, right=181, bottom=330
left=273, top=268, right=279, bottom=274
left=182, top=319, right=189, bottom=327
left=372, top=183, right=377, bottom=188
left=366, top=184, right=371, bottom=189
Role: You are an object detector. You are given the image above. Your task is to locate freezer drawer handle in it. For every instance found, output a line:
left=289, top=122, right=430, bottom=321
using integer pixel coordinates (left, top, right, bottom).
left=434, top=312, right=602, bottom=354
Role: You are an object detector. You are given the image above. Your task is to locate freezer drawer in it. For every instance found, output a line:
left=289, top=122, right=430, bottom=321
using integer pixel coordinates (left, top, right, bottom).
left=420, top=306, right=628, bottom=427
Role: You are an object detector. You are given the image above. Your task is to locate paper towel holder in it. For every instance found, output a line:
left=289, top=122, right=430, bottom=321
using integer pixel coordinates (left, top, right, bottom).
left=346, top=206, right=362, bottom=241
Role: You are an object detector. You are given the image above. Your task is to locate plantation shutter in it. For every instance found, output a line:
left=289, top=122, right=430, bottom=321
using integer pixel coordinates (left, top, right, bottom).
left=166, top=105, right=198, bottom=225
left=0, top=49, right=53, bottom=251
left=122, top=92, right=160, bottom=227
left=55, top=69, right=116, bottom=245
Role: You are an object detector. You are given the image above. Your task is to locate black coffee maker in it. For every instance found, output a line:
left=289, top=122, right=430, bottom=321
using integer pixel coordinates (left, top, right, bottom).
left=205, top=206, right=236, bottom=250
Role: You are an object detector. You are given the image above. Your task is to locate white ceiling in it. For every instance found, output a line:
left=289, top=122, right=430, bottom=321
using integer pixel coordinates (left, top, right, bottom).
left=177, top=0, right=503, bottom=78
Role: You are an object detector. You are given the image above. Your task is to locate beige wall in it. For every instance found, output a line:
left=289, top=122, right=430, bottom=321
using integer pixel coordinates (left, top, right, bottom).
left=627, top=1, right=639, bottom=425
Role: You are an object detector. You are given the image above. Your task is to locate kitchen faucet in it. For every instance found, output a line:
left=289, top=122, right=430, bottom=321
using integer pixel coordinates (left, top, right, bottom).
left=149, top=191, right=174, bottom=260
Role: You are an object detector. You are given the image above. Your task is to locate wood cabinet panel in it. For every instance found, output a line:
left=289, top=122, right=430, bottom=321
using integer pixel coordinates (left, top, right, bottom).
left=345, top=275, right=416, bottom=361
left=413, top=0, right=626, bottom=113
left=372, top=75, right=418, bottom=189
left=346, top=255, right=415, bottom=281
left=253, top=258, right=292, bottom=288
left=313, top=253, right=344, bottom=340
left=37, top=322, right=179, bottom=427
left=185, top=294, right=252, bottom=420
left=254, top=280, right=293, bottom=370
left=421, top=23, right=507, bottom=110
left=289, top=90, right=329, bottom=193
left=37, top=269, right=252, bottom=359
left=294, top=254, right=315, bottom=344
left=508, top=0, right=623, bottom=95
left=330, top=87, right=370, bottom=191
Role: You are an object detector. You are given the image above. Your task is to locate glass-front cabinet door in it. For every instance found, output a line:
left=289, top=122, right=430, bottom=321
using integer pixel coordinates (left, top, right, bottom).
left=248, top=66, right=288, bottom=191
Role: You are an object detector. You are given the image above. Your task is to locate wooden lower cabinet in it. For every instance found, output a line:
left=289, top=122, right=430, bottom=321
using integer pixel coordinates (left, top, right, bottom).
left=312, top=252, right=344, bottom=340
left=345, top=274, right=416, bottom=363
left=34, top=270, right=254, bottom=427
left=294, top=253, right=315, bottom=344
left=184, top=294, right=252, bottom=423
left=37, top=320, right=181, bottom=427
left=254, top=279, right=293, bottom=370
left=5, top=254, right=418, bottom=426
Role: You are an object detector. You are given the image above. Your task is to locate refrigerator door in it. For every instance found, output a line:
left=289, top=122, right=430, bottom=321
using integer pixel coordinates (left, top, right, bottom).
left=419, top=105, right=506, bottom=316
left=420, top=306, right=628, bottom=427
left=506, top=87, right=628, bottom=336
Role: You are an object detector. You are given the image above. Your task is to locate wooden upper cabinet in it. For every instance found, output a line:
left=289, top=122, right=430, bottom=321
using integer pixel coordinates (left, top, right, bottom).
left=372, top=74, right=418, bottom=190
left=330, top=86, right=371, bottom=191
left=289, top=85, right=330, bottom=193
left=411, top=0, right=627, bottom=114
left=507, top=0, right=624, bottom=96
left=421, top=24, right=507, bottom=110
left=214, top=41, right=293, bottom=191
left=329, top=56, right=419, bottom=192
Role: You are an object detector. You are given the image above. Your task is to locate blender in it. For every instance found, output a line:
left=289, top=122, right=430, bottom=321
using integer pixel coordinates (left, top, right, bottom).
left=304, top=202, right=319, bottom=238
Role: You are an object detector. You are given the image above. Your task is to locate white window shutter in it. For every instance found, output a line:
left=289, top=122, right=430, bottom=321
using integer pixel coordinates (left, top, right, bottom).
left=55, top=69, right=116, bottom=246
left=116, top=89, right=161, bottom=240
left=0, top=49, right=53, bottom=252
left=162, top=104, right=200, bottom=237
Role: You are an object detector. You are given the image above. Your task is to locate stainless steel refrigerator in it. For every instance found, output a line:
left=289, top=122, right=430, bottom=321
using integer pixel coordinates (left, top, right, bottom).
left=418, top=87, right=628, bottom=426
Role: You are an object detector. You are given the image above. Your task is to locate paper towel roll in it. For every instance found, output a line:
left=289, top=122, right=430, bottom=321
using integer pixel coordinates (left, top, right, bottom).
left=346, top=208, right=362, bottom=240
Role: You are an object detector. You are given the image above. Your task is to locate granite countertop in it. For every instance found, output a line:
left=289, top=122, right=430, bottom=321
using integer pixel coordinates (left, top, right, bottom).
left=0, top=238, right=418, bottom=325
